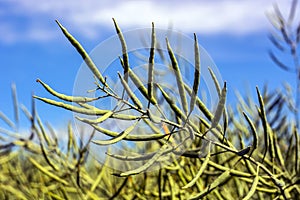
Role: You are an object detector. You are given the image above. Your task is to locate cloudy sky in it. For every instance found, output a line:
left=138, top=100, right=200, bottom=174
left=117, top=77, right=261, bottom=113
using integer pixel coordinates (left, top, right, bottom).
left=0, top=0, right=297, bottom=129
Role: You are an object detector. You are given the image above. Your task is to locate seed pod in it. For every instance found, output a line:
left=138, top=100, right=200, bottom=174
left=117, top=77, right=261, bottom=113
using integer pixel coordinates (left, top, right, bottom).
left=29, top=157, right=69, bottom=185
left=118, top=72, right=143, bottom=109
left=294, top=124, right=299, bottom=173
left=210, top=82, right=227, bottom=130
left=156, top=84, right=185, bottom=119
left=55, top=20, right=107, bottom=87
left=256, top=86, right=269, bottom=162
left=120, top=61, right=157, bottom=105
left=76, top=111, right=114, bottom=124
left=66, top=122, right=73, bottom=159
left=11, top=83, right=19, bottom=125
left=166, top=38, right=188, bottom=114
left=113, top=18, right=129, bottom=83
left=34, top=95, right=108, bottom=115
left=243, top=112, right=258, bottom=156
left=182, top=142, right=211, bottom=189
left=273, top=126, right=285, bottom=168
left=208, top=67, right=221, bottom=96
left=119, top=142, right=170, bottom=176
left=0, top=111, right=14, bottom=129
left=148, top=22, right=156, bottom=106
left=190, top=169, right=231, bottom=199
left=34, top=95, right=140, bottom=120
left=36, top=79, right=100, bottom=103
left=92, top=120, right=139, bottom=145
left=189, top=33, right=201, bottom=114
left=208, top=68, right=228, bottom=139
left=90, top=123, right=167, bottom=141
left=184, top=83, right=213, bottom=121
left=242, top=165, right=260, bottom=200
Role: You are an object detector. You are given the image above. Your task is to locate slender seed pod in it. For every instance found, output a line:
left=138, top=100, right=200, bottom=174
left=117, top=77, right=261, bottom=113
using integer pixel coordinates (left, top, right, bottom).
left=35, top=126, right=59, bottom=171
left=113, top=18, right=129, bottom=83
left=273, top=126, right=285, bottom=168
left=242, top=165, right=260, bottom=200
left=190, top=170, right=231, bottom=200
left=106, top=151, right=157, bottom=161
left=90, top=123, right=167, bottom=141
left=208, top=67, right=221, bottom=96
left=294, top=124, right=299, bottom=173
left=92, top=120, right=139, bottom=145
left=119, top=142, right=170, bottom=176
left=78, top=102, right=142, bottom=120
left=182, top=142, right=211, bottom=189
left=148, top=22, right=156, bottom=107
left=36, top=115, right=52, bottom=146
left=256, top=86, right=269, bottom=162
left=210, top=82, right=227, bottom=130
left=0, top=111, right=14, bottom=129
left=29, top=157, right=69, bottom=185
left=36, top=79, right=100, bottom=103
left=166, top=38, right=188, bottom=114
left=87, top=156, right=109, bottom=196
left=55, top=20, right=107, bottom=87
left=119, top=58, right=157, bottom=105
left=208, top=68, right=228, bottom=138
left=11, top=83, right=19, bottom=126
left=34, top=96, right=140, bottom=120
left=222, top=109, right=228, bottom=138
left=34, top=95, right=108, bottom=115
left=29, top=93, right=36, bottom=140
left=189, top=33, right=201, bottom=114
left=167, top=174, right=176, bottom=200
left=267, top=125, right=276, bottom=169
left=156, top=83, right=185, bottom=119
left=184, top=83, right=213, bottom=120
left=243, top=112, right=258, bottom=156
left=76, top=111, right=114, bottom=124
left=118, top=72, right=143, bottom=109
left=66, top=122, right=73, bottom=159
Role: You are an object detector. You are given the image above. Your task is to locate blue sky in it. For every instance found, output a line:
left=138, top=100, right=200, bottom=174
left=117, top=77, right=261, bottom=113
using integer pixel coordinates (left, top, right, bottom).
left=0, top=0, right=297, bottom=129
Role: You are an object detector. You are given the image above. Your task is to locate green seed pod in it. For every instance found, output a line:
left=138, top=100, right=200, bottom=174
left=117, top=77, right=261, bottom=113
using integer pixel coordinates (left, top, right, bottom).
left=156, top=83, right=185, bottom=119
left=182, top=142, right=211, bottom=189
left=166, top=38, right=188, bottom=114
left=92, top=120, right=139, bottom=145
left=36, top=79, right=100, bottom=103
left=189, top=33, right=201, bottom=115
left=119, top=142, right=170, bottom=176
left=210, top=82, right=227, bottom=130
left=256, top=86, right=269, bottom=162
left=243, top=112, right=258, bottom=156
left=189, top=169, right=231, bottom=199
left=55, top=20, right=107, bottom=87
left=29, top=157, right=69, bottom=185
left=242, top=165, right=260, bottom=200
left=118, top=72, right=143, bottom=109
left=76, top=111, right=114, bottom=124
left=146, top=23, right=156, bottom=108
left=113, top=18, right=129, bottom=83
left=90, top=123, right=167, bottom=141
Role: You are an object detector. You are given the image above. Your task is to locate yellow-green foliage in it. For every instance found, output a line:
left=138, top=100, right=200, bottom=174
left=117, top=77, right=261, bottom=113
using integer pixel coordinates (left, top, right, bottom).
left=1, top=5, right=300, bottom=199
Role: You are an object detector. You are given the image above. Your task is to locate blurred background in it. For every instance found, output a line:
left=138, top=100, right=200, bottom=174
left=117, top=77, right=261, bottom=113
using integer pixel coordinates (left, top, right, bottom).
left=0, top=0, right=296, bottom=129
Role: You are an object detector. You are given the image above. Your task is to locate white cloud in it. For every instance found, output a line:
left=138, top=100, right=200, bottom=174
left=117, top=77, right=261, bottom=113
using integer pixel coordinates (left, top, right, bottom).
left=0, top=0, right=294, bottom=43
